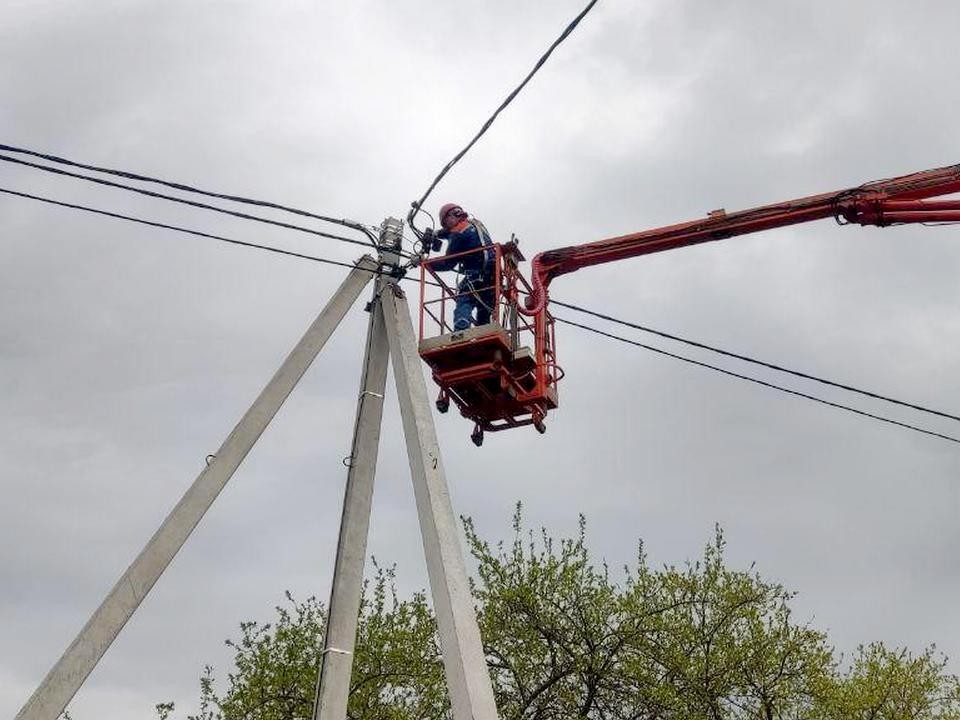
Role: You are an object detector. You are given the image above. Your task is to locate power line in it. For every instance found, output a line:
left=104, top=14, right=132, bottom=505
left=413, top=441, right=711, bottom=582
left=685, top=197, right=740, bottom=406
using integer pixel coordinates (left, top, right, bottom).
left=409, top=0, right=600, bottom=218
left=554, top=316, right=960, bottom=446
left=0, top=142, right=377, bottom=243
left=0, top=187, right=381, bottom=274
left=0, top=153, right=377, bottom=249
left=552, top=300, right=960, bottom=425
left=7, top=182, right=954, bottom=446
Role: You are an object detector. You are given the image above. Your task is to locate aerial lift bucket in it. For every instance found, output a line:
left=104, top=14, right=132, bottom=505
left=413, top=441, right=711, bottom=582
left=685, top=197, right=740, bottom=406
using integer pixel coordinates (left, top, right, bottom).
left=418, top=242, right=560, bottom=445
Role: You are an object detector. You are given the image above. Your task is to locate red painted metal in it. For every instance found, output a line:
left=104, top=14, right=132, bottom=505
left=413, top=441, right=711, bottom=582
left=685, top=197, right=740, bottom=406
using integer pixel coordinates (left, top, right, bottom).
left=522, top=162, right=960, bottom=315
left=417, top=162, right=959, bottom=437
left=418, top=243, right=559, bottom=436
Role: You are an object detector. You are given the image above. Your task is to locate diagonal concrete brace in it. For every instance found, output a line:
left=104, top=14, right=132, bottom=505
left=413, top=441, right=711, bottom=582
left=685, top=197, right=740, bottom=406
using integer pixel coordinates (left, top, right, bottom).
left=17, top=256, right=379, bottom=720
left=380, top=280, right=499, bottom=720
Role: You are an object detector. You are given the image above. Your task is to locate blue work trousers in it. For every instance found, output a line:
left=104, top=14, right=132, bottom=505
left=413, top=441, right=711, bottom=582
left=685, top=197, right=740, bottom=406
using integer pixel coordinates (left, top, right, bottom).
left=454, top=272, right=495, bottom=331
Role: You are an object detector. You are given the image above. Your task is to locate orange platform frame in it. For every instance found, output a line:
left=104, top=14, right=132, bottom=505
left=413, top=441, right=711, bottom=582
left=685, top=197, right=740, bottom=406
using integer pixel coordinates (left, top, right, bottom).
left=418, top=242, right=560, bottom=445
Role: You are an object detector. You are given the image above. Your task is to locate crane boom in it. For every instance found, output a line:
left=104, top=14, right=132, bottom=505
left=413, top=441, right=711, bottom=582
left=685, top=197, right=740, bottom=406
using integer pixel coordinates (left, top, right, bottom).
left=417, top=161, right=960, bottom=441
left=523, top=163, right=960, bottom=315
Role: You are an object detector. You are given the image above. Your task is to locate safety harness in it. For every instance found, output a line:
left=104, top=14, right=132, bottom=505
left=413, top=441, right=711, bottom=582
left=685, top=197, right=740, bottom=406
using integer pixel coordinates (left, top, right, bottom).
left=469, top=218, right=495, bottom=277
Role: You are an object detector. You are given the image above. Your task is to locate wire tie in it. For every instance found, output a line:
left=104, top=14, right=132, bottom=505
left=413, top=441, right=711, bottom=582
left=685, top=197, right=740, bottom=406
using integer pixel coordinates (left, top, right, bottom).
left=360, top=391, right=384, bottom=400
left=321, top=647, right=352, bottom=656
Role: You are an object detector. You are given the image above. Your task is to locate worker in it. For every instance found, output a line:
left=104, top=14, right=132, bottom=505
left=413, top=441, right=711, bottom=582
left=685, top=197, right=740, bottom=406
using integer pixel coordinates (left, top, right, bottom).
left=430, top=203, right=496, bottom=331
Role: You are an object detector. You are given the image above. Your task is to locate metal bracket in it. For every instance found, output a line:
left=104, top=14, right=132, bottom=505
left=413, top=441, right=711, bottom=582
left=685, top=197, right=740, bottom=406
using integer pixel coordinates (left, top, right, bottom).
left=321, top=647, right=352, bottom=657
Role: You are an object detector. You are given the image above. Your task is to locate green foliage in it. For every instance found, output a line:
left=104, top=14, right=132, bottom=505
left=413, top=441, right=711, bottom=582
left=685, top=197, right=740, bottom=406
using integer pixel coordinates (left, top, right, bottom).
left=815, top=643, right=960, bottom=720
left=169, top=565, right=446, bottom=720
left=467, top=511, right=834, bottom=719
left=158, top=508, right=959, bottom=720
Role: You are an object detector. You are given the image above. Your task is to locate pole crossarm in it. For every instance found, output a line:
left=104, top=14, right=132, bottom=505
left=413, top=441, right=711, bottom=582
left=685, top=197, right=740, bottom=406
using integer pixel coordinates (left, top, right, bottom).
left=16, top=256, right=378, bottom=720
left=380, top=280, right=500, bottom=720
left=314, top=278, right=391, bottom=720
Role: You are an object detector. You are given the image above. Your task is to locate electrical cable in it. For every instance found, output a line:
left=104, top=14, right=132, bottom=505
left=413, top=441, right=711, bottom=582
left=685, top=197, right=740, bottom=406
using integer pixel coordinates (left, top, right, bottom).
left=408, top=0, right=599, bottom=219
left=0, top=187, right=385, bottom=275
left=7, top=183, right=955, bottom=446
left=554, top=316, right=960, bottom=446
left=0, top=153, right=377, bottom=249
left=0, top=142, right=377, bottom=243
left=552, top=300, right=960, bottom=424
left=409, top=204, right=437, bottom=254
left=410, top=202, right=435, bottom=234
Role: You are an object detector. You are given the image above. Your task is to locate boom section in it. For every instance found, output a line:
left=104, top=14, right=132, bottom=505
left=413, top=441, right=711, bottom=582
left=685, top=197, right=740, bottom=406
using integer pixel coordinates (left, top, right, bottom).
left=524, top=162, right=960, bottom=314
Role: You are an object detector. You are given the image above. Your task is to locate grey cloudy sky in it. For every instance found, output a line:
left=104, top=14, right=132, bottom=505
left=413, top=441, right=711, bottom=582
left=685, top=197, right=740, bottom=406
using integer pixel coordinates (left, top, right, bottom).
left=2, top=1, right=959, bottom=717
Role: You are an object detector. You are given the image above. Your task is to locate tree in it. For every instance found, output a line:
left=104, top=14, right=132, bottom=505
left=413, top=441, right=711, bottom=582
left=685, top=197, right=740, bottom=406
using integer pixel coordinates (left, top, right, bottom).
left=155, top=508, right=959, bottom=720
left=179, top=565, right=447, bottom=720
left=815, top=643, right=960, bottom=720
left=615, top=528, right=834, bottom=720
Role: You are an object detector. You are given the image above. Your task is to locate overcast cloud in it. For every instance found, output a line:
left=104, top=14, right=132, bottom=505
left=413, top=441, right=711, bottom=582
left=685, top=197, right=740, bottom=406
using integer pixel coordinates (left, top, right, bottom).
left=2, top=1, right=959, bottom=718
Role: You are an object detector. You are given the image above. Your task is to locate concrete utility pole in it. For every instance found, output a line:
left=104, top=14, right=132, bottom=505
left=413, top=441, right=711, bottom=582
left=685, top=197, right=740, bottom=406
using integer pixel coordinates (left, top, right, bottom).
left=18, top=219, right=500, bottom=720
left=316, top=219, right=498, bottom=720
left=16, top=257, right=378, bottom=720
left=313, top=278, right=390, bottom=720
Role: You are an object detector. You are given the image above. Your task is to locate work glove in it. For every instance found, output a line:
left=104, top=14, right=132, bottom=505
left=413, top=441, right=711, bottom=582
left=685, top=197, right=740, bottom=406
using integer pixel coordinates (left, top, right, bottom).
left=436, top=227, right=451, bottom=240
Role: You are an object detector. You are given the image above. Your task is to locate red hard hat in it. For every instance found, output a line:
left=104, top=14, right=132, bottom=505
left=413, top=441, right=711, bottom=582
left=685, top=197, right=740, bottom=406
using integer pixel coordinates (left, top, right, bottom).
left=439, top=203, right=466, bottom=226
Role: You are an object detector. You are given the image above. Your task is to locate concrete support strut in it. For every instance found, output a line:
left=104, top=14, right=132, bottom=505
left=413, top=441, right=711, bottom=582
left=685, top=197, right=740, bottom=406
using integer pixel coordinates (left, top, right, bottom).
left=380, top=280, right=500, bottom=720
left=16, top=256, right=378, bottom=720
left=313, top=279, right=390, bottom=720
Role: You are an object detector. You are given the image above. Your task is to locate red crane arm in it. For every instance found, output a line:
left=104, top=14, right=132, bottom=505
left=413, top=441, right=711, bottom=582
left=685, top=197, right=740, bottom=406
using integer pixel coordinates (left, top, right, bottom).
left=522, top=163, right=960, bottom=315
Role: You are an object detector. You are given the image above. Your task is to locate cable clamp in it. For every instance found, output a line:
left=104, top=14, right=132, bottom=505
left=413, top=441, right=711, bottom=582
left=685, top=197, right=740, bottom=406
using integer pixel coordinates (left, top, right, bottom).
left=321, top=646, right=352, bottom=656
left=360, top=391, right=384, bottom=400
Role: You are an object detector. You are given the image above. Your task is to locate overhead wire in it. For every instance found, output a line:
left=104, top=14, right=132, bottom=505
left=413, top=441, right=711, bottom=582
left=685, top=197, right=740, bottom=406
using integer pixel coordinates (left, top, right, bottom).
left=5, top=184, right=956, bottom=446
left=0, top=141, right=378, bottom=244
left=412, top=204, right=436, bottom=238
left=554, top=316, right=960, bottom=446
left=0, top=187, right=383, bottom=275
left=408, top=0, right=600, bottom=225
left=552, top=299, right=960, bottom=424
left=0, top=153, right=379, bottom=250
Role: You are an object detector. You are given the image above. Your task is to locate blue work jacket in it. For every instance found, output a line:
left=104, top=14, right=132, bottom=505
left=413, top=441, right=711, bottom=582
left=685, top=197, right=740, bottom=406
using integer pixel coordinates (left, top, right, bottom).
left=431, top=220, right=494, bottom=276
